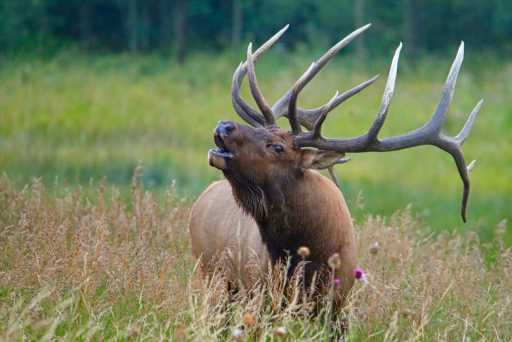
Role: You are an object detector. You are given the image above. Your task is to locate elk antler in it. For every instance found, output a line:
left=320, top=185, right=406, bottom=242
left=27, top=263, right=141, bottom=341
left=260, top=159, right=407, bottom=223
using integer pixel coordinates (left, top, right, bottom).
left=293, top=42, right=482, bottom=222
left=232, top=24, right=378, bottom=127
left=231, top=25, right=481, bottom=222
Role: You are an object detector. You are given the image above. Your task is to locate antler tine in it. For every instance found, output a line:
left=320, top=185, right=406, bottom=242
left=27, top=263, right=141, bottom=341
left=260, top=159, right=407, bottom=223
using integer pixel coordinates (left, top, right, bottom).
left=312, top=90, right=340, bottom=138
left=294, top=42, right=483, bottom=222
left=253, top=25, right=290, bottom=61
left=308, top=74, right=381, bottom=135
left=286, top=75, right=380, bottom=130
left=232, top=62, right=266, bottom=127
left=247, top=43, right=276, bottom=125
left=455, top=99, right=483, bottom=145
left=326, top=157, right=351, bottom=188
left=287, top=63, right=315, bottom=134
left=231, top=25, right=289, bottom=126
left=466, top=159, right=476, bottom=172
left=430, top=42, right=465, bottom=131
left=285, top=24, right=372, bottom=134
left=366, top=43, right=402, bottom=142
left=328, top=167, right=340, bottom=188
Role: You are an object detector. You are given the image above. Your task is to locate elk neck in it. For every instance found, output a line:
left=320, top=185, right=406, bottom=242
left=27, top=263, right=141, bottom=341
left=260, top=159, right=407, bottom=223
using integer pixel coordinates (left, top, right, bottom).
left=226, top=168, right=319, bottom=263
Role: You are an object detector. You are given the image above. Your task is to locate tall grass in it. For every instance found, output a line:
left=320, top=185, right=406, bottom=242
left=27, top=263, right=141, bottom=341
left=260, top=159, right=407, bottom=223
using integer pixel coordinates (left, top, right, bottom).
left=0, top=175, right=510, bottom=340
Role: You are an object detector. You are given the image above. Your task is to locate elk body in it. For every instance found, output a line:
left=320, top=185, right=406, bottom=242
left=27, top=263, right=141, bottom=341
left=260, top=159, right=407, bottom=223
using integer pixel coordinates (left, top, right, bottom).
left=189, top=24, right=481, bottom=308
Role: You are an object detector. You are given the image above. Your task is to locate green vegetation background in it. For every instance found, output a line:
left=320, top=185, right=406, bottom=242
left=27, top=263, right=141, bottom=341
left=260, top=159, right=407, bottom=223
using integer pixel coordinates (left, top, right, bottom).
left=0, top=49, right=510, bottom=241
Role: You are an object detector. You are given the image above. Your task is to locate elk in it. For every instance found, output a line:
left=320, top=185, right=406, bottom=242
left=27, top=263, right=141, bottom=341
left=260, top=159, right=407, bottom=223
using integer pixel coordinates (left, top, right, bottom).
left=189, top=24, right=481, bottom=309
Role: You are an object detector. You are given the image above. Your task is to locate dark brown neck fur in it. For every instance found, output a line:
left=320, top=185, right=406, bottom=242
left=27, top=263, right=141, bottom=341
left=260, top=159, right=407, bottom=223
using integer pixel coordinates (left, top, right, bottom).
left=225, top=169, right=315, bottom=264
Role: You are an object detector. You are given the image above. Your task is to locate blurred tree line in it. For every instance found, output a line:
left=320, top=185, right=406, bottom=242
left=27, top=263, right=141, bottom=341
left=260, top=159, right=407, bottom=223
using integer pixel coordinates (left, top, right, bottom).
left=1, top=0, right=510, bottom=61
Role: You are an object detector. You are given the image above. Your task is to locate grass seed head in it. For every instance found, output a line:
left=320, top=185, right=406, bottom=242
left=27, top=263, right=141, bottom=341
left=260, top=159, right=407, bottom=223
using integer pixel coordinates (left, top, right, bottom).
left=297, top=246, right=310, bottom=258
left=232, top=327, right=244, bottom=340
left=274, top=326, right=287, bottom=337
left=369, top=241, right=380, bottom=255
left=242, top=312, right=255, bottom=327
left=328, top=253, right=342, bottom=269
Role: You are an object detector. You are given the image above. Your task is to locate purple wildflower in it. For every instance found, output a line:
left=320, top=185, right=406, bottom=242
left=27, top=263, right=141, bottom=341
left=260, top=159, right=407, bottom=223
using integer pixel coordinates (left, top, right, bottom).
left=354, top=267, right=368, bottom=284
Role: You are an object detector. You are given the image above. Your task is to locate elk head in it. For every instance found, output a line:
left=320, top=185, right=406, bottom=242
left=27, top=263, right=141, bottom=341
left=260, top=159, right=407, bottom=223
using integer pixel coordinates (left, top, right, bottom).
left=208, top=24, right=482, bottom=222
left=209, top=121, right=344, bottom=184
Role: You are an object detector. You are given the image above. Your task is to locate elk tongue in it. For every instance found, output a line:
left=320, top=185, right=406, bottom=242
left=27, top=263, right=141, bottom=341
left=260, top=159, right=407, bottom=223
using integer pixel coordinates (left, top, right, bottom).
left=208, top=148, right=233, bottom=159
left=208, top=148, right=233, bottom=170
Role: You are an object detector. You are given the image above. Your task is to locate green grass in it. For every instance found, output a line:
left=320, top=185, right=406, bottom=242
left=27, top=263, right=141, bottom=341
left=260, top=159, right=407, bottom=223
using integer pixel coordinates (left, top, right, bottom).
left=0, top=50, right=510, bottom=241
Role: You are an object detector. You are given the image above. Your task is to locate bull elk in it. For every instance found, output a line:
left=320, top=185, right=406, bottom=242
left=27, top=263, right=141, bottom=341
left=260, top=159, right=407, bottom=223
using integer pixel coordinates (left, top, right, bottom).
left=189, top=24, right=481, bottom=311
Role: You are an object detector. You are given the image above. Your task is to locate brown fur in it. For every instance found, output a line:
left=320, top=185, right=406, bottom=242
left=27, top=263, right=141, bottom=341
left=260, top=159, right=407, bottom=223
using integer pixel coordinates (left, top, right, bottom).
left=189, top=122, right=357, bottom=303
left=189, top=180, right=269, bottom=288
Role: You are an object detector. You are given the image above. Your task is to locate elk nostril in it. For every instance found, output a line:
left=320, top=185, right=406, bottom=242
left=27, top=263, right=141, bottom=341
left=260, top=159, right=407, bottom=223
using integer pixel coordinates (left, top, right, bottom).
left=224, top=122, right=235, bottom=133
left=217, top=121, right=236, bottom=136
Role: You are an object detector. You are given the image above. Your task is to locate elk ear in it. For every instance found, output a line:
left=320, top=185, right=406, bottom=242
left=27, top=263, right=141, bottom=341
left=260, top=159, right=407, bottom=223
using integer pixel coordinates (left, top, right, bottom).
left=300, top=149, right=345, bottom=170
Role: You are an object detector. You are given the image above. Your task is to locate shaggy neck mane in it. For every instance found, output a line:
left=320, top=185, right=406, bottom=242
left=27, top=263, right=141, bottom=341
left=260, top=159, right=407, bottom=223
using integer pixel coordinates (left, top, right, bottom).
left=226, top=170, right=313, bottom=263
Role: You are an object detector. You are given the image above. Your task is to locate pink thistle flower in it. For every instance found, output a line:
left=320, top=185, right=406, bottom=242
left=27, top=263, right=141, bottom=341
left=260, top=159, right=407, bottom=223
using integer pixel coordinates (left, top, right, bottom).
left=334, top=277, right=342, bottom=287
left=354, top=267, right=368, bottom=284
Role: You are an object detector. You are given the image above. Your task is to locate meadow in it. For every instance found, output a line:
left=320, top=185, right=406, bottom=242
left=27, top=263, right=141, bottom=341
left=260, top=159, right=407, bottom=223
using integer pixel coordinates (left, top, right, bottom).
left=0, top=49, right=511, bottom=340
left=0, top=175, right=510, bottom=340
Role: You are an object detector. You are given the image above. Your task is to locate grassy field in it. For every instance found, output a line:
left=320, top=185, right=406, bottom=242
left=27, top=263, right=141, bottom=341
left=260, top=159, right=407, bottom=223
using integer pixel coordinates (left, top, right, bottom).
left=0, top=50, right=511, bottom=339
left=0, top=176, right=510, bottom=340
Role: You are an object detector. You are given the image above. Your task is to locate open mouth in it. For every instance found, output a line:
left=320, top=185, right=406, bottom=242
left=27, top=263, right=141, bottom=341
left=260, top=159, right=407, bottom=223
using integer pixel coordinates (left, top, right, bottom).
left=208, top=133, right=233, bottom=160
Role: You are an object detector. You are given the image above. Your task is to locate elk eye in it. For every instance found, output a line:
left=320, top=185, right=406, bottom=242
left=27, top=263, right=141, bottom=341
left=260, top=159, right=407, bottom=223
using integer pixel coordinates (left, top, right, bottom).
left=268, top=144, right=284, bottom=153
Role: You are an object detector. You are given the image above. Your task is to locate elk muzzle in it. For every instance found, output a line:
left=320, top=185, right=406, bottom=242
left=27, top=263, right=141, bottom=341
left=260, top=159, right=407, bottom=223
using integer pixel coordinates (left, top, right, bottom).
left=208, top=121, right=235, bottom=170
